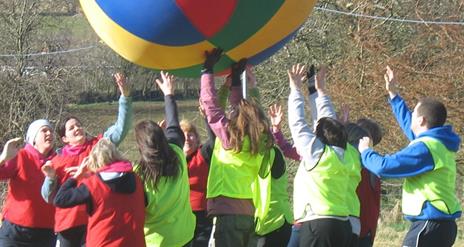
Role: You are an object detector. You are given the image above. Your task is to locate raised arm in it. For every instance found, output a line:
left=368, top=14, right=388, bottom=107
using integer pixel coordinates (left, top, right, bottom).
left=228, top=59, right=247, bottom=107
left=41, top=160, right=59, bottom=203
left=0, top=137, right=21, bottom=166
left=103, top=72, right=133, bottom=146
left=268, top=104, right=300, bottom=161
left=198, top=101, right=215, bottom=165
left=287, top=64, right=324, bottom=167
left=313, top=66, right=337, bottom=121
left=200, top=48, right=233, bottom=149
left=156, top=71, right=185, bottom=148
left=384, top=66, right=415, bottom=140
left=0, top=138, right=21, bottom=179
left=358, top=136, right=435, bottom=178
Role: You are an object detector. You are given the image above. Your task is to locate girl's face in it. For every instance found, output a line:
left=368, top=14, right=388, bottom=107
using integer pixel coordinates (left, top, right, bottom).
left=34, top=126, right=54, bottom=154
left=183, top=131, right=199, bottom=156
left=62, top=118, right=86, bottom=146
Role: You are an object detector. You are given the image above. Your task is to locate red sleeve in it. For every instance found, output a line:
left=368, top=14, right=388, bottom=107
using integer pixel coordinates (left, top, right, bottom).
left=0, top=154, right=19, bottom=180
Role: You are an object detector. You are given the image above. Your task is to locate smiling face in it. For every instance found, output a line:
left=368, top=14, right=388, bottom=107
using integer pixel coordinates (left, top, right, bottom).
left=34, top=126, right=54, bottom=155
left=62, top=118, right=86, bottom=146
left=183, top=130, right=200, bottom=157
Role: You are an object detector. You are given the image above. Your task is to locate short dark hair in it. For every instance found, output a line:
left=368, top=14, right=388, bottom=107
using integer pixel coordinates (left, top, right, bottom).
left=58, top=116, right=81, bottom=138
left=417, top=98, right=447, bottom=129
left=315, top=117, right=347, bottom=149
left=345, top=122, right=369, bottom=147
left=356, top=118, right=383, bottom=146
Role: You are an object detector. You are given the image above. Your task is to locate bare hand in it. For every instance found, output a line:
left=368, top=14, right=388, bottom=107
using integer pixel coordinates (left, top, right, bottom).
left=66, top=157, right=90, bottom=180
left=156, top=71, right=175, bottom=96
left=358, top=136, right=373, bottom=153
left=287, top=64, right=307, bottom=90
left=114, top=72, right=131, bottom=97
left=0, top=137, right=22, bottom=165
left=41, top=161, right=56, bottom=179
left=157, top=119, right=166, bottom=129
left=268, top=104, right=283, bottom=131
left=384, top=66, right=398, bottom=98
left=315, top=65, right=327, bottom=95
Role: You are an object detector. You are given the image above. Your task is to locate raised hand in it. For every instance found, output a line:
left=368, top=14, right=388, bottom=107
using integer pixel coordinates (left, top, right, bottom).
left=203, top=48, right=223, bottom=72
left=0, top=137, right=22, bottom=165
left=114, top=72, right=131, bottom=97
left=157, top=119, right=167, bottom=129
left=358, top=136, right=373, bottom=153
left=384, top=65, right=398, bottom=98
left=156, top=71, right=175, bottom=96
left=315, top=65, right=327, bottom=96
left=41, top=161, right=56, bottom=179
left=66, top=157, right=90, bottom=180
left=287, top=64, right=307, bottom=90
left=268, top=104, right=283, bottom=131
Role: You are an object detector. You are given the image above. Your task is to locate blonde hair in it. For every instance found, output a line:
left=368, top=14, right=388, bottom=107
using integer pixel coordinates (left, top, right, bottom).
left=180, top=119, right=201, bottom=142
left=87, top=138, right=124, bottom=171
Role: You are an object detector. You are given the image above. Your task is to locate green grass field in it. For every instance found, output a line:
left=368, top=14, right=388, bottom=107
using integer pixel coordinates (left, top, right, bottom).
left=69, top=100, right=463, bottom=246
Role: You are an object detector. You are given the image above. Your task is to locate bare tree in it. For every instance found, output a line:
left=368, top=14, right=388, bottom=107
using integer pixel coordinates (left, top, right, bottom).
left=0, top=0, right=67, bottom=140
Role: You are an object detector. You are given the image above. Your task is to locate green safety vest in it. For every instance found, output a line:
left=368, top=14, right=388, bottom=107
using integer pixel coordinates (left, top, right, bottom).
left=254, top=148, right=294, bottom=235
left=294, top=145, right=351, bottom=220
left=207, top=137, right=268, bottom=199
left=344, top=144, right=362, bottom=217
left=402, top=136, right=461, bottom=216
left=136, top=144, right=196, bottom=247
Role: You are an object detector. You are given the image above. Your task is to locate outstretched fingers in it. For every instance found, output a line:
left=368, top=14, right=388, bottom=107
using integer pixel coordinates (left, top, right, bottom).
left=114, top=72, right=130, bottom=97
left=156, top=71, right=175, bottom=95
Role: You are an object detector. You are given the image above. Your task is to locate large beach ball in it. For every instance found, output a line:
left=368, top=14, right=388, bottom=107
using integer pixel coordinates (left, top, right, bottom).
left=80, top=0, right=317, bottom=77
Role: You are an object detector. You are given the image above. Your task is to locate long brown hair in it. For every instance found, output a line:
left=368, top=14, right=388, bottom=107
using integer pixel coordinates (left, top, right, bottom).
left=227, top=99, right=274, bottom=154
left=135, top=120, right=180, bottom=189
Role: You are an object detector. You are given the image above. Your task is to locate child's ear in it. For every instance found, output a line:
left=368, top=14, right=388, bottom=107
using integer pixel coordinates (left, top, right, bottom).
left=419, top=116, right=427, bottom=127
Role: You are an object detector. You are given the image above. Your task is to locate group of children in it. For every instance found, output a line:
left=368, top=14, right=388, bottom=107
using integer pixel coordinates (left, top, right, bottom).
left=0, top=49, right=460, bottom=247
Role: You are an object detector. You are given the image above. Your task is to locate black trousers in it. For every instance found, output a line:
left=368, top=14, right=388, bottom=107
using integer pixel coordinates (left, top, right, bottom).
left=261, top=221, right=292, bottom=247
left=358, top=235, right=373, bottom=247
left=191, top=210, right=213, bottom=247
left=402, top=220, right=457, bottom=247
left=299, top=218, right=352, bottom=247
left=57, top=225, right=86, bottom=247
left=0, top=220, right=56, bottom=247
left=214, top=215, right=257, bottom=247
left=348, top=233, right=359, bottom=247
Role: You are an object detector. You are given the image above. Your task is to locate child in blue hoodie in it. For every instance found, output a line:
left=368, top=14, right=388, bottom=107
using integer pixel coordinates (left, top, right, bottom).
left=358, top=66, right=461, bottom=247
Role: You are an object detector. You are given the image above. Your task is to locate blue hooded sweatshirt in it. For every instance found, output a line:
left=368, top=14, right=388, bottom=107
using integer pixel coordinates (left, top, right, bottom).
left=361, top=95, right=461, bottom=221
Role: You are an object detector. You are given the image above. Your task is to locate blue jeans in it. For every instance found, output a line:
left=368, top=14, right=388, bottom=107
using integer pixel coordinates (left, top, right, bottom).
left=287, top=223, right=300, bottom=247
